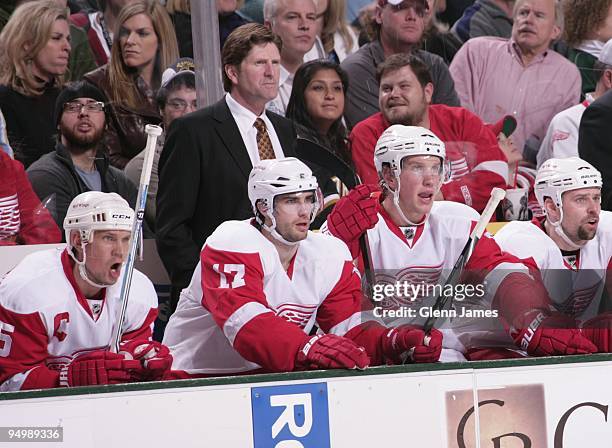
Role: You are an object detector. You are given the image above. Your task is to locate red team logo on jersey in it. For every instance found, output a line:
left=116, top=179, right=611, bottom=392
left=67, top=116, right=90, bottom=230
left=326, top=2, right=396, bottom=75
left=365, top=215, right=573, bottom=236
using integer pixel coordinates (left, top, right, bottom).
left=375, top=265, right=443, bottom=309
left=53, top=312, right=70, bottom=342
left=276, top=303, right=317, bottom=328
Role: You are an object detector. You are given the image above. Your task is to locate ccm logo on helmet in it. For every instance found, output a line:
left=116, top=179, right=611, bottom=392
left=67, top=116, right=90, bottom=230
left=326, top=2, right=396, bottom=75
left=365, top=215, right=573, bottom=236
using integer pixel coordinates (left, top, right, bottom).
left=112, top=214, right=131, bottom=219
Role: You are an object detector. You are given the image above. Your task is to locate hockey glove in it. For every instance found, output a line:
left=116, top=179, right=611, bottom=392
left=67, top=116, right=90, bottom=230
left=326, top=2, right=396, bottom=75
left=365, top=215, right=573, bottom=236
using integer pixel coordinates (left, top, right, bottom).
left=382, top=325, right=443, bottom=364
left=59, top=351, right=142, bottom=387
left=582, top=312, right=612, bottom=352
left=327, top=184, right=380, bottom=258
left=119, top=339, right=173, bottom=381
left=511, top=311, right=597, bottom=356
left=295, top=334, right=370, bottom=370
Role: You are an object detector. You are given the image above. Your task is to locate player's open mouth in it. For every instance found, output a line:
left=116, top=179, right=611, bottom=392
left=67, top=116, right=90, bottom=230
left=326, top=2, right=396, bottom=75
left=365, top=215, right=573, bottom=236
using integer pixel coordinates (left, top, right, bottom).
left=110, top=263, right=121, bottom=276
left=418, top=192, right=433, bottom=200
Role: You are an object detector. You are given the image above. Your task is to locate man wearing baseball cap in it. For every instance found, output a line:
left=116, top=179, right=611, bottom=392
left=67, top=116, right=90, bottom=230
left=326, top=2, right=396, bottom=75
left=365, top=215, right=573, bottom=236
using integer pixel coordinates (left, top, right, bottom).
left=341, top=0, right=460, bottom=128
left=539, top=39, right=612, bottom=168
left=26, top=81, right=137, bottom=237
left=124, top=58, right=197, bottom=229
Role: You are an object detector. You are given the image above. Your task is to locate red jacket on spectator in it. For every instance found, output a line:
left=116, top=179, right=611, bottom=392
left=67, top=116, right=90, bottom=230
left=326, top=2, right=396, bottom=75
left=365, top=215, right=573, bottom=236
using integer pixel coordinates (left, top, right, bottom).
left=349, top=104, right=508, bottom=212
left=0, top=151, right=61, bottom=245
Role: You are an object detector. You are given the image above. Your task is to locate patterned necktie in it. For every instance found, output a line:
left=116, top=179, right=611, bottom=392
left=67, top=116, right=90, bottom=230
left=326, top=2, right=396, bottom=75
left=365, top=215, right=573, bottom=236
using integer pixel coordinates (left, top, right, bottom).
left=253, top=118, right=275, bottom=160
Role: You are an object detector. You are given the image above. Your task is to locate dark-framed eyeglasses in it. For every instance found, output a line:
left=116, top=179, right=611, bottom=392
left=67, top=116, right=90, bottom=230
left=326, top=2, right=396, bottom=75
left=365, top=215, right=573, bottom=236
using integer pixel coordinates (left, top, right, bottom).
left=63, top=101, right=105, bottom=114
left=166, top=99, right=198, bottom=112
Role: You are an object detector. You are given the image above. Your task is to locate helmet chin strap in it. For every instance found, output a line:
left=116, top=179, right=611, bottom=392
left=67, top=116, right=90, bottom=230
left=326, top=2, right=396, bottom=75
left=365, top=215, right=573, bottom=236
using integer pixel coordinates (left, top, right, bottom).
left=390, top=176, right=426, bottom=226
left=69, top=242, right=116, bottom=289
left=262, top=213, right=300, bottom=247
left=548, top=208, right=584, bottom=251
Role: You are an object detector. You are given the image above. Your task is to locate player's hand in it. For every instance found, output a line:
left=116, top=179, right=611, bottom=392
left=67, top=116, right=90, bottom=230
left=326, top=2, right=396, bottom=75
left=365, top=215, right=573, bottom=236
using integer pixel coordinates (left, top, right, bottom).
left=327, top=184, right=380, bottom=257
left=512, top=312, right=597, bottom=356
left=59, top=351, right=142, bottom=387
left=119, top=339, right=173, bottom=381
left=295, top=334, right=370, bottom=370
left=382, top=326, right=443, bottom=364
left=582, top=312, right=612, bottom=352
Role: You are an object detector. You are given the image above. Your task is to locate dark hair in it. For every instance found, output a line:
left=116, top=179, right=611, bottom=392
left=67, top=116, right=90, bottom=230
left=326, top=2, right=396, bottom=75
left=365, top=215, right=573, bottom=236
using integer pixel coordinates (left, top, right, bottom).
left=376, top=53, right=432, bottom=87
left=286, top=60, right=350, bottom=164
left=221, top=23, right=282, bottom=92
left=55, top=81, right=108, bottom=126
left=156, top=72, right=196, bottom=109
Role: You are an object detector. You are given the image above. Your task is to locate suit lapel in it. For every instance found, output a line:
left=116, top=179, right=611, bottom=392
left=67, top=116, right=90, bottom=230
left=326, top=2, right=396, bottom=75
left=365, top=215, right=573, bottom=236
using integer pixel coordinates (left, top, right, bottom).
left=212, top=99, right=252, bottom=179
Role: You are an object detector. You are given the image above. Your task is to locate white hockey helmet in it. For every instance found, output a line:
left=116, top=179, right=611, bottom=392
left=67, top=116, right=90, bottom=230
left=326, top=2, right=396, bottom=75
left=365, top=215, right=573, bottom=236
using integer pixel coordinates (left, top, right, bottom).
left=248, top=158, right=320, bottom=244
left=374, top=125, right=446, bottom=178
left=64, top=191, right=134, bottom=250
left=534, top=157, right=602, bottom=209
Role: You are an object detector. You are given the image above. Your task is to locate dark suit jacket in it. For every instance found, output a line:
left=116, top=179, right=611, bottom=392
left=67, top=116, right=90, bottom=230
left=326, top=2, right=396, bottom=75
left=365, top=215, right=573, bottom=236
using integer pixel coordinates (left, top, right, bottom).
left=156, top=96, right=296, bottom=294
left=578, top=90, right=612, bottom=210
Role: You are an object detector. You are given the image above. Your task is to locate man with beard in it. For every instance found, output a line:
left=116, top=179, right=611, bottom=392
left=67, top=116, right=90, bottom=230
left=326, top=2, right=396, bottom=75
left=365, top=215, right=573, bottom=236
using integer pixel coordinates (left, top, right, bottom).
left=27, top=82, right=136, bottom=239
left=349, top=54, right=508, bottom=213
left=493, top=157, right=612, bottom=353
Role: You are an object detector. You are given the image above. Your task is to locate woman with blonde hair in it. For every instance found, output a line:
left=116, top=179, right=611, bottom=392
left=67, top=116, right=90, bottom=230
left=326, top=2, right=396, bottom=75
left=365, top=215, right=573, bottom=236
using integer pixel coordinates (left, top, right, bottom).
left=84, top=0, right=179, bottom=168
left=0, top=1, right=71, bottom=167
left=313, top=0, right=357, bottom=62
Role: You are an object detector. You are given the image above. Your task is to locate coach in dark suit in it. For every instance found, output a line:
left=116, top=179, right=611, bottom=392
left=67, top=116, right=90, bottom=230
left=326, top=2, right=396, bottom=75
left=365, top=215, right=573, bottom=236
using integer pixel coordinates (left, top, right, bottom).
left=579, top=89, right=612, bottom=211
left=156, top=24, right=296, bottom=312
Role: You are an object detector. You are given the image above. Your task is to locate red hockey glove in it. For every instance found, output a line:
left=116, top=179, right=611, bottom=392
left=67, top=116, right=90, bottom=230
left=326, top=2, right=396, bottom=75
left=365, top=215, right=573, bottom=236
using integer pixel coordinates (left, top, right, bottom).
left=295, top=334, right=370, bottom=370
left=59, top=351, right=142, bottom=387
left=511, top=311, right=597, bottom=356
left=119, top=339, right=173, bottom=380
left=327, top=184, right=380, bottom=258
left=582, top=312, right=612, bottom=352
left=381, top=326, right=443, bottom=364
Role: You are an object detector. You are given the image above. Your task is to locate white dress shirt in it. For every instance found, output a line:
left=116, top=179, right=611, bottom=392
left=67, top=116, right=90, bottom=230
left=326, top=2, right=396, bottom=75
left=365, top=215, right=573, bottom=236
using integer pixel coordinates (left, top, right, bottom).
left=225, top=93, right=285, bottom=165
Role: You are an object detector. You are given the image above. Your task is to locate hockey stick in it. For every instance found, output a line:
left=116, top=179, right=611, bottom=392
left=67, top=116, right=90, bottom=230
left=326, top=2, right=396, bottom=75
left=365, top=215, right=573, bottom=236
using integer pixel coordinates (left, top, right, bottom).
left=421, top=187, right=506, bottom=335
left=110, top=124, right=163, bottom=353
left=295, top=138, right=376, bottom=297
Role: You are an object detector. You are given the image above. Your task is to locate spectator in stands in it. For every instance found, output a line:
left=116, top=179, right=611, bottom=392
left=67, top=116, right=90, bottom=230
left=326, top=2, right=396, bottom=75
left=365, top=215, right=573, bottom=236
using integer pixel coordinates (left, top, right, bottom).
left=0, top=1, right=71, bottom=168
left=124, top=58, right=196, bottom=230
left=350, top=54, right=507, bottom=213
left=421, top=0, right=462, bottom=64
left=70, top=0, right=139, bottom=67
left=341, top=0, right=459, bottom=129
left=310, top=0, right=358, bottom=63
left=451, top=0, right=515, bottom=44
left=578, top=90, right=612, bottom=211
left=84, top=0, right=179, bottom=169
left=538, top=39, right=612, bottom=168
left=562, top=0, right=612, bottom=96
left=450, top=0, right=581, bottom=164
left=13, top=0, right=97, bottom=82
left=27, top=81, right=136, bottom=239
left=264, top=0, right=318, bottom=115
left=0, top=108, right=12, bottom=158
left=0, top=150, right=61, bottom=245
left=286, top=60, right=351, bottom=166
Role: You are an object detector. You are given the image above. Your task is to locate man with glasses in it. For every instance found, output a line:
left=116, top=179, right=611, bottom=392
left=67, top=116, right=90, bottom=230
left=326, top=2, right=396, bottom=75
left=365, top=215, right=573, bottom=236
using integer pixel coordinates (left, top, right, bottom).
left=27, top=81, right=137, bottom=240
left=125, top=58, right=197, bottom=229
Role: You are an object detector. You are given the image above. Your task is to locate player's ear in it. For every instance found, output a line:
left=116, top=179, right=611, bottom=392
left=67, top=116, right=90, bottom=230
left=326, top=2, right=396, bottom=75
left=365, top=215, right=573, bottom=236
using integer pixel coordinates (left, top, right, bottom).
left=544, top=197, right=560, bottom=220
left=70, top=231, right=85, bottom=261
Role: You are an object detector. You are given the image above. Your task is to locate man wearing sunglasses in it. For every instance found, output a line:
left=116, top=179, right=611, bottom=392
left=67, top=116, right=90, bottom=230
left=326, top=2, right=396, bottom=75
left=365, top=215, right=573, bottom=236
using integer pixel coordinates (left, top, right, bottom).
left=26, top=81, right=137, bottom=240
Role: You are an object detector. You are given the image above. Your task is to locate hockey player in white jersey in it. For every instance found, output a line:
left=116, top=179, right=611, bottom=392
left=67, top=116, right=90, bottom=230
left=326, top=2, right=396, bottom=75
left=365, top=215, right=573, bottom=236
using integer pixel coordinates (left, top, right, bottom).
left=494, top=157, right=610, bottom=353
left=0, top=192, right=172, bottom=390
left=162, top=158, right=442, bottom=378
left=325, top=126, right=596, bottom=360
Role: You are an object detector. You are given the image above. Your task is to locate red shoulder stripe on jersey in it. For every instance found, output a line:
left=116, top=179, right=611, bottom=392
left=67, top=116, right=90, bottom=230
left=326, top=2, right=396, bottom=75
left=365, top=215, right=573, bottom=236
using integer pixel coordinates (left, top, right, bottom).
left=121, top=307, right=157, bottom=342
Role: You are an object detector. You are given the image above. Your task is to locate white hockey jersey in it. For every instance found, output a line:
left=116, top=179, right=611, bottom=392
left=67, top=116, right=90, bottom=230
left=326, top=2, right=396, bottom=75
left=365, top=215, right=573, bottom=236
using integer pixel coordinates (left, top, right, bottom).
left=494, top=212, right=612, bottom=321
left=163, top=220, right=370, bottom=375
left=0, top=248, right=158, bottom=391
